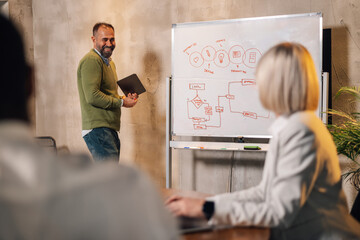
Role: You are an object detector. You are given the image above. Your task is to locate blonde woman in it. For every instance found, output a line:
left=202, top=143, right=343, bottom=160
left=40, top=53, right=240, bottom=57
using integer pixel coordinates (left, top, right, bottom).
left=166, top=43, right=360, bottom=239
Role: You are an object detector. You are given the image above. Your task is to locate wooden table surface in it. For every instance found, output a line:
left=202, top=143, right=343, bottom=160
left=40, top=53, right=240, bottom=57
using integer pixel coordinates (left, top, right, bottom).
left=162, top=188, right=270, bottom=240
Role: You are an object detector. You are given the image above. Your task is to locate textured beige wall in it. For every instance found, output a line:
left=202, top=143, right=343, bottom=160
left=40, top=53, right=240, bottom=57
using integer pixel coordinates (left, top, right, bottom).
left=8, top=0, right=33, bottom=64
left=21, top=0, right=360, bottom=202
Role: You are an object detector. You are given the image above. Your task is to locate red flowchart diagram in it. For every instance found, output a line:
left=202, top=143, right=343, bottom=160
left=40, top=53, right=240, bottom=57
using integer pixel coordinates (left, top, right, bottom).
left=187, top=81, right=270, bottom=130
left=184, top=40, right=262, bottom=73
left=183, top=39, right=268, bottom=130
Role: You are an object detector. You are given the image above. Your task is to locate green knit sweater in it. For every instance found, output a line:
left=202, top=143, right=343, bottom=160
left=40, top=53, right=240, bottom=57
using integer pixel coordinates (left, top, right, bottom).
left=77, top=49, right=122, bottom=131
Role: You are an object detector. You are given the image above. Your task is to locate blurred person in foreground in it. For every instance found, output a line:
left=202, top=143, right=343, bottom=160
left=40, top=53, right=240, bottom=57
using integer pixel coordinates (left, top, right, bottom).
left=166, top=42, right=360, bottom=239
left=0, top=14, right=178, bottom=240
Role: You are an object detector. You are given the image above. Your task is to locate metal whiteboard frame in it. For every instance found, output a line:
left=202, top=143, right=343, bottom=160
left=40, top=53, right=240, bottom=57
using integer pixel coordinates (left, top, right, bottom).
left=166, top=76, right=172, bottom=188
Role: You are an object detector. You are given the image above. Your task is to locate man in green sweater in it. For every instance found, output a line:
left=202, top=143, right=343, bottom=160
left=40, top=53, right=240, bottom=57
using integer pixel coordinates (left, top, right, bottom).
left=77, top=22, right=137, bottom=162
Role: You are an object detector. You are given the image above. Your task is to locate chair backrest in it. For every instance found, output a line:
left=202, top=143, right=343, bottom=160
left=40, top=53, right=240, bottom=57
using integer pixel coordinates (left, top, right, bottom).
left=35, top=136, right=57, bottom=154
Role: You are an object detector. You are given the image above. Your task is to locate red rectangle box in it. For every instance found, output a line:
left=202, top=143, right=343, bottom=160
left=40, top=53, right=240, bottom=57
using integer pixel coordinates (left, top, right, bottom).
left=226, top=94, right=235, bottom=100
left=194, top=124, right=207, bottom=130
left=241, top=79, right=256, bottom=86
left=243, top=111, right=257, bottom=119
left=189, top=83, right=205, bottom=90
left=204, top=106, right=212, bottom=115
left=215, top=106, right=224, bottom=113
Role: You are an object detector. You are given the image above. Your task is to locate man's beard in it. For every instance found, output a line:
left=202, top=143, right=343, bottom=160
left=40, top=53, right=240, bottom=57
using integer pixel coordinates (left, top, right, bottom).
left=100, top=46, right=115, bottom=58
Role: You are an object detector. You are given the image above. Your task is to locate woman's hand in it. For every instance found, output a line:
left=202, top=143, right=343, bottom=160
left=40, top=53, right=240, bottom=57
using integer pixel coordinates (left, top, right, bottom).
left=165, top=195, right=206, bottom=218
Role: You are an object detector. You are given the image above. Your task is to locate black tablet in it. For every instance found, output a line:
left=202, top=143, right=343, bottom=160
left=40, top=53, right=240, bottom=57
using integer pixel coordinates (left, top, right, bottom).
left=117, top=74, right=146, bottom=96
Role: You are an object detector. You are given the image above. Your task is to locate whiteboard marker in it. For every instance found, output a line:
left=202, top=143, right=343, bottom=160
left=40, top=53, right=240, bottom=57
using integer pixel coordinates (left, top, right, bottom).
left=244, top=146, right=261, bottom=150
left=220, top=148, right=238, bottom=150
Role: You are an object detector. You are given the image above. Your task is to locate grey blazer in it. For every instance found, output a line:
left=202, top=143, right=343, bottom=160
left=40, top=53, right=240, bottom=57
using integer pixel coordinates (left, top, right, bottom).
left=0, top=122, right=178, bottom=240
left=208, top=111, right=360, bottom=239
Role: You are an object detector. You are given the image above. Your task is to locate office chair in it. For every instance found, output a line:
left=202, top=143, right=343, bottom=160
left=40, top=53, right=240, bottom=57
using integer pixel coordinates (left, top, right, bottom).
left=35, top=136, right=57, bottom=154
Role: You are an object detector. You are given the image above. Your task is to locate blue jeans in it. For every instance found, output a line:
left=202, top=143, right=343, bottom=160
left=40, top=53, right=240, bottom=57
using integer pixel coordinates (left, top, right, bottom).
left=83, top=127, right=120, bottom=162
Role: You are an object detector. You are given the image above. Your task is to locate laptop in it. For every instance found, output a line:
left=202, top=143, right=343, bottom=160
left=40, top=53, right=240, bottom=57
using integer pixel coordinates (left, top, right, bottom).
left=177, top=216, right=214, bottom=234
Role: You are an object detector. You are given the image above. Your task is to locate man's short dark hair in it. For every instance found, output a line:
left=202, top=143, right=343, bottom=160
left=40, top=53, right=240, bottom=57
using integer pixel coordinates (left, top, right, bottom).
left=0, top=15, right=30, bottom=122
left=92, top=22, right=114, bottom=36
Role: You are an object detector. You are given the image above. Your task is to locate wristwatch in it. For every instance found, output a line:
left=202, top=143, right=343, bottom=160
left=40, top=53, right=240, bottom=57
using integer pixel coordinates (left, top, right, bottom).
left=202, top=201, right=215, bottom=220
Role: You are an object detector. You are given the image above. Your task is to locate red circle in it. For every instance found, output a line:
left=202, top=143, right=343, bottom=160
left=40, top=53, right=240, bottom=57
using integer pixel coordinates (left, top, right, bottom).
left=189, top=51, right=204, bottom=68
left=242, top=48, right=262, bottom=69
left=214, top=50, right=230, bottom=68
left=229, top=45, right=245, bottom=65
left=201, top=46, right=216, bottom=62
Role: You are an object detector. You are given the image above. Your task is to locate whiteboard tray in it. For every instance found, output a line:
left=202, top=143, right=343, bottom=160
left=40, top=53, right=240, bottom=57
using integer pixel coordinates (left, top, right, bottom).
left=170, top=141, right=269, bottom=151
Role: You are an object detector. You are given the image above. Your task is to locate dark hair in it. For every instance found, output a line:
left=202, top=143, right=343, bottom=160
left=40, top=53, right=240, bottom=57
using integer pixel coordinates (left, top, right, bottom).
left=0, top=15, right=30, bottom=122
left=92, top=22, right=114, bottom=36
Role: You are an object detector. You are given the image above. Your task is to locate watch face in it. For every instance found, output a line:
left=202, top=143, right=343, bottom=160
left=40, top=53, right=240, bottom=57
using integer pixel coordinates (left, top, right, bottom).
left=202, top=201, right=215, bottom=220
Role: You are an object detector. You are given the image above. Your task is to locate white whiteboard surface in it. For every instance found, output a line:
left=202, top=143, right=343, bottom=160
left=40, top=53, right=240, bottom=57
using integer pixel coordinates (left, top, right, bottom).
left=171, top=13, right=322, bottom=137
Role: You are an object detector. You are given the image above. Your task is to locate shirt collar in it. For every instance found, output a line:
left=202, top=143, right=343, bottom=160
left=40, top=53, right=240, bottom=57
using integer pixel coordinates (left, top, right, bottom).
left=93, top=48, right=111, bottom=66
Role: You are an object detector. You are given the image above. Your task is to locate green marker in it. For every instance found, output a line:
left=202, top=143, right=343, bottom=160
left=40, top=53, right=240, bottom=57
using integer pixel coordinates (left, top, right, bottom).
left=220, top=147, right=238, bottom=150
left=244, top=146, right=261, bottom=150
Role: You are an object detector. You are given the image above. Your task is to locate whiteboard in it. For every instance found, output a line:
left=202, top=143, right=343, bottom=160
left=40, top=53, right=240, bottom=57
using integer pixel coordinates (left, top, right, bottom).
left=171, top=13, right=322, bottom=137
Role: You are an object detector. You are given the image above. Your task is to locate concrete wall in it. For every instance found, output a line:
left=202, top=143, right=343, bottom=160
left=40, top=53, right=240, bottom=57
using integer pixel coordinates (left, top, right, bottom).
left=7, top=0, right=360, bottom=205
left=7, top=0, right=33, bottom=64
